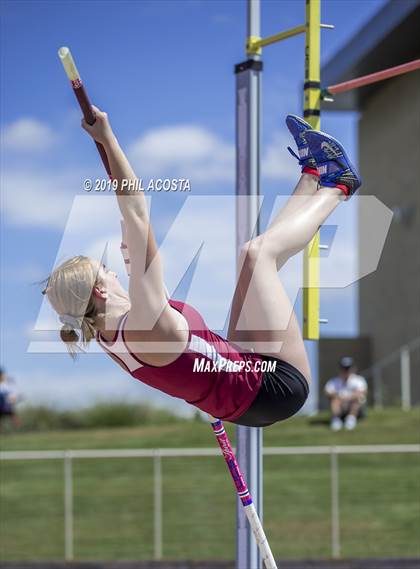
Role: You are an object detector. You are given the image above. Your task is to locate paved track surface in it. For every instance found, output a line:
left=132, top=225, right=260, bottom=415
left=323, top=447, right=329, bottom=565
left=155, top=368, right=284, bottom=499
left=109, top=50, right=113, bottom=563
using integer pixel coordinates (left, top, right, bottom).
left=1, top=560, right=419, bottom=569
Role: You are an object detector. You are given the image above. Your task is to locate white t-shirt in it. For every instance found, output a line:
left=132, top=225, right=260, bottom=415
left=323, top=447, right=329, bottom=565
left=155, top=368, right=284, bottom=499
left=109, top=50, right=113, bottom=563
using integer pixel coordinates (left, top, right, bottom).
left=324, top=374, right=368, bottom=402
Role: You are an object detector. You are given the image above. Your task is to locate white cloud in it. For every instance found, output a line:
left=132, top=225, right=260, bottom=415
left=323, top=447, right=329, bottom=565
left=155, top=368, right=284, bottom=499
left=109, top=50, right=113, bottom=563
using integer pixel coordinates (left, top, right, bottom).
left=128, top=124, right=300, bottom=187
left=132, top=125, right=217, bottom=162
left=1, top=168, right=87, bottom=229
left=1, top=118, right=57, bottom=152
left=128, top=124, right=235, bottom=184
left=1, top=122, right=301, bottom=232
left=262, top=131, right=298, bottom=181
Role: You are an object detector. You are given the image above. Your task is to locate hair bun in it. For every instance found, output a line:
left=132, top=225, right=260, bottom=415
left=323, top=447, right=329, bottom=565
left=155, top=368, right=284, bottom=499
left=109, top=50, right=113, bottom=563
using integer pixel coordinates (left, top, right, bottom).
left=60, top=326, right=79, bottom=344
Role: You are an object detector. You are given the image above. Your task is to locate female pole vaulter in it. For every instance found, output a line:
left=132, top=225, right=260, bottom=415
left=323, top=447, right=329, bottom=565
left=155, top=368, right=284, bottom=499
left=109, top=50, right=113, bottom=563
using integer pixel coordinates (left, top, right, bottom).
left=43, top=109, right=361, bottom=428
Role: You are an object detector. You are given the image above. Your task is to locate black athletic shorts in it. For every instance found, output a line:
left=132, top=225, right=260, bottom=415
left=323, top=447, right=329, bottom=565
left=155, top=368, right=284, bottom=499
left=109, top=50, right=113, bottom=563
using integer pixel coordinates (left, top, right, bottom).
left=232, top=355, right=310, bottom=428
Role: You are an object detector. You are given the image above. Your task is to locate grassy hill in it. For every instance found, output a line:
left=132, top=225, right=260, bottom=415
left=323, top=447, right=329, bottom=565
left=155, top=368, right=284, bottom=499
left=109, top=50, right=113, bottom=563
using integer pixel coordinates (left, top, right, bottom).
left=0, top=407, right=419, bottom=562
left=1, top=406, right=419, bottom=451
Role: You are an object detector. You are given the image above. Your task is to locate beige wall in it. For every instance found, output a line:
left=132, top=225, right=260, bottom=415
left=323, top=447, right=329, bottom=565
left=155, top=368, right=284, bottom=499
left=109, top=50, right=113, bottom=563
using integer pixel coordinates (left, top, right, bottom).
left=358, top=70, right=420, bottom=404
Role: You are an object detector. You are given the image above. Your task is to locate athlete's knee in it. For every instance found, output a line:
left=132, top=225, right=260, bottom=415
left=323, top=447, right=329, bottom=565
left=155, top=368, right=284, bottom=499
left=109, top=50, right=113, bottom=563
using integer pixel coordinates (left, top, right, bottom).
left=240, top=237, right=266, bottom=266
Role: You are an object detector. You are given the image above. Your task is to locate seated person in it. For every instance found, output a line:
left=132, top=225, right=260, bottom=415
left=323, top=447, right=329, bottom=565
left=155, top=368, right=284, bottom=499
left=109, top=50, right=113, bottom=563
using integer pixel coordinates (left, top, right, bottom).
left=324, top=357, right=367, bottom=431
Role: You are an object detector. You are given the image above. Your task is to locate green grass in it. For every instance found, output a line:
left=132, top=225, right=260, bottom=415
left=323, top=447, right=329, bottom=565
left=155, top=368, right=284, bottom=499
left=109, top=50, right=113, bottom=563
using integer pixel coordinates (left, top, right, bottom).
left=2, top=407, right=419, bottom=451
left=6, top=401, right=182, bottom=433
left=0, top=408, right=419, bottom=562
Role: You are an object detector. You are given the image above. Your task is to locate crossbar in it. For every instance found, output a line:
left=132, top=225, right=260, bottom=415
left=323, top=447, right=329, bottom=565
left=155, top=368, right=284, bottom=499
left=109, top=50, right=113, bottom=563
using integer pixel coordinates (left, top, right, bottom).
left=325, top=59, right=420, bottom=95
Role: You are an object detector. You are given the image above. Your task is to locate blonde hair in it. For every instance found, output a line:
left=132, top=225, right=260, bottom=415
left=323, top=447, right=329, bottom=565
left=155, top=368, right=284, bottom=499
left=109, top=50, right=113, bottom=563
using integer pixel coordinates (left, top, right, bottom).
left=42, top=256, right=102, bottom=358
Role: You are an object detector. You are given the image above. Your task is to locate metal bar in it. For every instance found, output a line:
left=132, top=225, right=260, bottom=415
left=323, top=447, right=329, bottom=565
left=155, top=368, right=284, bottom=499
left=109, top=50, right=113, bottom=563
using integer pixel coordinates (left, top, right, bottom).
left=303, top=0, right=321, bottom=340
left=0, top=451, right=67, bottom=460
left=210, top=418, right=277, bottom=569
left=0, top=448, right=222, bottom=460
left=154, top=452, right=163, bottom=560
left=236, top=425, right=264, bottom=569
left=2, top=444, right=419, bottom=462
left=236, top=3, right=264, bottom=569
left=266, top=444, right=420, bottom=455
left=58, top=47, right=112, bottom=176
left=64, top=453, right=74, bottom=561
left=248, top=24, right=305, bottom=54
left=330, top=448, right=340, bottom=559
left=326, top=59, right=420, bottom=95
left=247, top=23, right=333, bottom=55
left=400, top=346, right=411, bottom=411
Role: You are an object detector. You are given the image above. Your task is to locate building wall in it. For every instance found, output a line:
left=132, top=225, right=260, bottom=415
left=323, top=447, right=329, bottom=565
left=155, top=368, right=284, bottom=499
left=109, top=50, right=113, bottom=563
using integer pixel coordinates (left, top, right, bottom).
left=358, top=70, right=420, bottom=405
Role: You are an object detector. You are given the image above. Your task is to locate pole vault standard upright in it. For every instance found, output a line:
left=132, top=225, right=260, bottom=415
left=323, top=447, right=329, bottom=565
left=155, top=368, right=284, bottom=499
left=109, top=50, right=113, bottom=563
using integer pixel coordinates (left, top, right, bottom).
left=236, top=2, right=332, bottom=568
left=246, top=1, right=332, bottom=342
left=234, top=0, right=263, bottom=567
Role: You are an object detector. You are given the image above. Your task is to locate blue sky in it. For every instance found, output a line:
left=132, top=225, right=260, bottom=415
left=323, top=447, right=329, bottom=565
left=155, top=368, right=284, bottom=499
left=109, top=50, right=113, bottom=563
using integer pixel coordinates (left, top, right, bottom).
left=0, top=0, right=388, bottom=413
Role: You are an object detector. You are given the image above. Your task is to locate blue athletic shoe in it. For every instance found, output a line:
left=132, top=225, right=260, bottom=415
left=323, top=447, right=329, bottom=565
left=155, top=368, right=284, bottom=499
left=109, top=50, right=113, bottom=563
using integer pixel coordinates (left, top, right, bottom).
left=305, top=130, right=362, bottom=198
left=285, top=114, right=317, bottom=172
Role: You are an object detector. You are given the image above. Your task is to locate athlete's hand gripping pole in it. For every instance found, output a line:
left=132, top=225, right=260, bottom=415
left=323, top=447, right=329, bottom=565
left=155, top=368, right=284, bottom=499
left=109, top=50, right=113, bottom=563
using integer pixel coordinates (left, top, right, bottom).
left=58, top=47, right=112, bottom=177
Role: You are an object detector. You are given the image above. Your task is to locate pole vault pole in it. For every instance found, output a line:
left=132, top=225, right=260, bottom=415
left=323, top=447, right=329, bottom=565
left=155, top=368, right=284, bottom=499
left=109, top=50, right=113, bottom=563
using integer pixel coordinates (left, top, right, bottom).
left=58, top=47, right=112, bottom=177
left=209, top=417, right=277, bottom=569
left=235, top=1, right=263, bottom=568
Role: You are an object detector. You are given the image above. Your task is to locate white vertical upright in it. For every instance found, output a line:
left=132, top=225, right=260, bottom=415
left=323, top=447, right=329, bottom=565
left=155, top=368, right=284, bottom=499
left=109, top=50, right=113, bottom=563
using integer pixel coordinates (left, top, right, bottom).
left=235, top=1, right=263, bottom=568
left=330, top=448, right=341, bottom=559
left=400, top=346, right=411, bottom=410
left=64, top=452, right=74, bottom=561
left=154, top=451, right=163, bottom=560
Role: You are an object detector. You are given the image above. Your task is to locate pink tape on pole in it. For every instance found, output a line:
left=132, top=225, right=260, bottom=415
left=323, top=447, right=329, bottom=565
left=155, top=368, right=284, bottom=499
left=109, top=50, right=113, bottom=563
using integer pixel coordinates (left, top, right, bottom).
left=210, top=419, right=252, bottom=506
left=209, top=417, right=278, bottom=568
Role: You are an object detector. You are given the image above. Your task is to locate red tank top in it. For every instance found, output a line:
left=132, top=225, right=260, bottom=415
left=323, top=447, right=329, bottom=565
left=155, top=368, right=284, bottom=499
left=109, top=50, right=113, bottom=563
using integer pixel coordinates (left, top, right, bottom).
left=96, top=299, right=263, bottom=422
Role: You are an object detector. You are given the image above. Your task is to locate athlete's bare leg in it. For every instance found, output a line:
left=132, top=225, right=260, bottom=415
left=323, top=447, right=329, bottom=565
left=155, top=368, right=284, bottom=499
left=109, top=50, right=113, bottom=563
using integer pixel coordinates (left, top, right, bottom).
left=267, top=173, right=319, bottom=226
left=228, top=185, right=344, bottom=382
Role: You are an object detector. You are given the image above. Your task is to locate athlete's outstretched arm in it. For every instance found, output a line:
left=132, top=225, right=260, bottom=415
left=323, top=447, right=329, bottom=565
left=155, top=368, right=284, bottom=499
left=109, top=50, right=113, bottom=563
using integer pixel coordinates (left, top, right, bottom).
left=81, top=106, right=147, bottom=220
left=81, top=107, right=170, bottom=330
